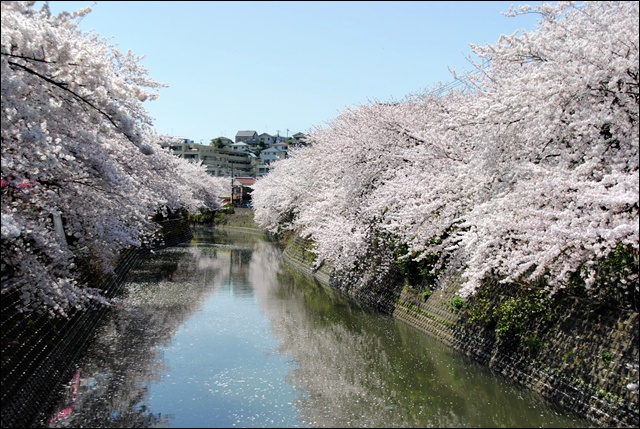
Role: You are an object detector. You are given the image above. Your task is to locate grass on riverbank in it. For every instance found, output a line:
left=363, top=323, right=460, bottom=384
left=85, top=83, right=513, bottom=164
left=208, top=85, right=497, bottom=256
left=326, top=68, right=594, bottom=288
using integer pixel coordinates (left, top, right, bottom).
left=216, top=207, right=261, bottom=229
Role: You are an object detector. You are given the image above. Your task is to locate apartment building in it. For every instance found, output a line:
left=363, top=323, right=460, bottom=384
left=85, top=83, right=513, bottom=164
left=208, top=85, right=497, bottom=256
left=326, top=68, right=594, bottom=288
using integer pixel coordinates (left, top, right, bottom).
left=161, top=138, right=259, bottom=178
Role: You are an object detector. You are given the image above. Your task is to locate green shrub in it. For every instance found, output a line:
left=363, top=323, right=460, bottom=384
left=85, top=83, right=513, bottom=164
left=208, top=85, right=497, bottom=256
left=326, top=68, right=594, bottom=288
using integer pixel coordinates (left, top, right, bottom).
left=187, top=208, right=215, bottom=224
left=450, top=296, right=465, bottom=312
left=492, top=294, right=552, bottom=341
left=420, top=289, right=433, bottom=301
left=213, top=211, right=227, bottom=225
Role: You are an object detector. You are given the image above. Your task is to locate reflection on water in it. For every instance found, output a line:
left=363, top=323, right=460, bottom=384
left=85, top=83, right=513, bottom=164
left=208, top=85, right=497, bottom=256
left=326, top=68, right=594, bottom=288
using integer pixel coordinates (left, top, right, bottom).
left=43, top=226, right=593, bottom=428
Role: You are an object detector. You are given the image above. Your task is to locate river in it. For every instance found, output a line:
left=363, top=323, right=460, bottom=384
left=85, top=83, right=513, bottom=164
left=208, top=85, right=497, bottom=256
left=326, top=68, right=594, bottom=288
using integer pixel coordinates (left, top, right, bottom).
left=42, top=225, right=593, bottom=428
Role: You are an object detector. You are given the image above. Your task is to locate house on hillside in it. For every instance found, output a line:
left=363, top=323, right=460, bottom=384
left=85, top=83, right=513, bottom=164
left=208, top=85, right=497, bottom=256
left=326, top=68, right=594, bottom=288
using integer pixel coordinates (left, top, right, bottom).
left=232, top=177, right=256, bottom=207
left=271, top=142, right=288, bottom=152
left=291, top=132, right=308, bottom=147
left=229, top=141, right=252, bottom=152
left=256, top=163, right=270, bottom=178
left=260, top=147, right=286, bottom=164
left=235, top=130, right=259, bottom=145
left=258, top=133, right=276, bottom=147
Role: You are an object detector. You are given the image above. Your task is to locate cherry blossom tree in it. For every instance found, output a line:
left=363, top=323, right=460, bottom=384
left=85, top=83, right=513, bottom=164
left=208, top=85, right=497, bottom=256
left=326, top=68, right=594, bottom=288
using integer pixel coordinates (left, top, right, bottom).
left=1, top=1, right=225, bottom=316
left=253, top=1, right=638, bottom=306
left=453, top=1, right=638, bottom=298
left=254, top=92, right=474, bottom=278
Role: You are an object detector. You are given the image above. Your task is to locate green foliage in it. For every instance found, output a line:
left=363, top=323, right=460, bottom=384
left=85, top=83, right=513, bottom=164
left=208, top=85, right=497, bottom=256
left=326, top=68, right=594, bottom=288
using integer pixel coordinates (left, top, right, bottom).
left=450, top=296, right=465, bottom=312
left=420, top=289, right=433, bottom=301
left=524, top=335, right=543, bottom=352
left=211, top=137, right=225, bottom=148
left=394, top=244, right=441, bottom=287
left=213, top=211, right=227, bottom=225
left=187, top=208, right=214, bottom=224
left=491, top=293, right=553, bottom=341
left=392, top=226, right=461, bottom=290
left=465, top=279, right=558, bottom=352
left=569, top=243, right=639, bottom=311
left=467, top=294, right=493, bottom=326
left=601, top=351, right=612, bottom=365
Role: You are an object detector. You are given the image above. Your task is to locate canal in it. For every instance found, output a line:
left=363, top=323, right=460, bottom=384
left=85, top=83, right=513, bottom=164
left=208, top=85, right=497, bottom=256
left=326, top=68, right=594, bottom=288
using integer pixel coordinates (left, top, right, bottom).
left=42, top=225, right=593, bottom=428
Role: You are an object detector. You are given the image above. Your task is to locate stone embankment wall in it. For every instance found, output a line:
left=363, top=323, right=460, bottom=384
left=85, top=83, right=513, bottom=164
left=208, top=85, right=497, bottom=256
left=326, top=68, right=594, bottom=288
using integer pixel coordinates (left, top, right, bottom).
left=1, top=218, right=193, bottom=429
left=282, top=235, right=639, bottom=428
left=393, top=282, right=639, bottom=428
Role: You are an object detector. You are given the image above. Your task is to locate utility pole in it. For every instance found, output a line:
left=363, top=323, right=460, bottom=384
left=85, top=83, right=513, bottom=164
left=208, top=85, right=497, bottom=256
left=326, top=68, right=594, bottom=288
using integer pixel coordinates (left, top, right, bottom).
left=230, top=163, right=235, bottom=207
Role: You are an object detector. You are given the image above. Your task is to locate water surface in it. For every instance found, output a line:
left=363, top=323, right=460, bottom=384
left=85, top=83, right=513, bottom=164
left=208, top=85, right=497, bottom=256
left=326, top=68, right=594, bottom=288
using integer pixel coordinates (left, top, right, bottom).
left=44, top=226, right=593, bottom=428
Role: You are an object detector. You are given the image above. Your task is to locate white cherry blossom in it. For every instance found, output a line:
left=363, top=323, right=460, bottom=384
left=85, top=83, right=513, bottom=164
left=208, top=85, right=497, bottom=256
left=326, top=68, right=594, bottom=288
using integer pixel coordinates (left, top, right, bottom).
left=2, top=2, right=225, bottom=316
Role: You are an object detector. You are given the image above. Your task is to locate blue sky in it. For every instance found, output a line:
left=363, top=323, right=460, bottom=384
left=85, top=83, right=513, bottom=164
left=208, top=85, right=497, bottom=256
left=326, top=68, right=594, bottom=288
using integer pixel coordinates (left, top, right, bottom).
left=43, top=1, right=545, bottom=143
